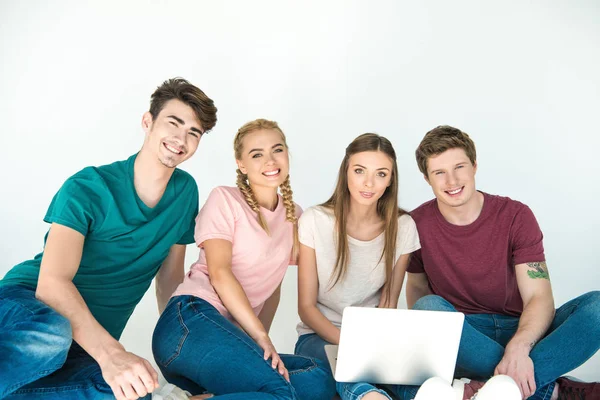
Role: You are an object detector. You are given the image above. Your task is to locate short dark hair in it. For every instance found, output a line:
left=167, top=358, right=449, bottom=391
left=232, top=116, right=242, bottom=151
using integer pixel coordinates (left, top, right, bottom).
left=149, top=77, right=217, bottom=132
left=415, top=125, right=477, bottom=177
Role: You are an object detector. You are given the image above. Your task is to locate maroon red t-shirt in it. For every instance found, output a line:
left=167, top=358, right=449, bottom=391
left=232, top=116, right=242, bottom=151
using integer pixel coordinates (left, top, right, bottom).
left=407, top=192, right=545, bottom=316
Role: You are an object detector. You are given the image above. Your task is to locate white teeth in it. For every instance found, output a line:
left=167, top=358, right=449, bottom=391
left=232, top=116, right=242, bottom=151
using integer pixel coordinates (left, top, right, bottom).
left=164, top=143, right=181, bottom=155
left=448, top=188, right=462, bottom=195
left=263, top=169, right=280, bottom=176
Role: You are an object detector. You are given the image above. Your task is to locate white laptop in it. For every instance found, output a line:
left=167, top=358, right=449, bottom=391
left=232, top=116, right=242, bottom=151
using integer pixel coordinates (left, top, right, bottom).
left=324, top=307, right=464, bottom=385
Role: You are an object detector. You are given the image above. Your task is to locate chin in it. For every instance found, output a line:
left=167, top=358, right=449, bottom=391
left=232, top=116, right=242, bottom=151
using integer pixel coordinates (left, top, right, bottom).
left=159, top=156, right=179, bottom=169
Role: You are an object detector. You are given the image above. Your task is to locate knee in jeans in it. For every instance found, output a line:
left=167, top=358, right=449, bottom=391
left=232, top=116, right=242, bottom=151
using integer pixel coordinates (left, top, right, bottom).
left=413, top=295, right=453, bottom=311
left=306, top=360, right=336, bottom=399
left=582, top=290, right=600, bottom=318
left=37, top=310, right=72, bottom=361
left=585, top=290, right=600, bottom=305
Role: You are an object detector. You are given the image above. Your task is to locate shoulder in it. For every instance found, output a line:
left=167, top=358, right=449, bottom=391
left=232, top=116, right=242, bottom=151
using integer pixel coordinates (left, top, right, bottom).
left=63, top=156, right=133, bottom=192
left=60, top=164, right=113, bottom=196
left=204, top=186, right=247, bottom=212
left=293, top=202, right=303, bottom=219
left=483, top=192, right=534, bottom=219
left=211, top=186, right=242, bottom=201
left=172, top=168, right=198, bottom=190
left=398, top=213, right=417, bottom=230
left=397, top=213, right=419, bottom=240
left=409, top=198, right=437, bottom=224
left=300, top=205, right=334, bottom=222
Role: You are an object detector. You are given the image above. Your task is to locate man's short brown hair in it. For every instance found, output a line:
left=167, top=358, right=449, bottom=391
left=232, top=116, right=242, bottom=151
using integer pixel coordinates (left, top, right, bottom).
left=150, top=77, right=217, bottom=133
left=415, top=125, right=477, bottom=177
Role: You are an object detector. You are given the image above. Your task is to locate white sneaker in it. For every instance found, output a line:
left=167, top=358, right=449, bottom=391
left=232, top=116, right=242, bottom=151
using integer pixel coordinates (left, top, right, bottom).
left=472, top=375, right=521, bottom=400
left=152, top=383, right=192, bottom=400
left=413, top=377, right=456, bottom=400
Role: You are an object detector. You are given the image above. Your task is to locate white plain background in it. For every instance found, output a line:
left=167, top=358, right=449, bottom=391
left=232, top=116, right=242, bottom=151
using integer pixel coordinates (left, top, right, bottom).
left=1, top=0, right=599, bottom=381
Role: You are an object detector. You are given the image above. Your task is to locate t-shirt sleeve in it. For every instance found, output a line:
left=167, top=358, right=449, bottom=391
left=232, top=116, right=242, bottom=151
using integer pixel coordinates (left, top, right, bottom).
left=177, top=179, right=200, bottom=245
left=194, top=187, right=237, bottom=247
left=407, top=249, right=425, bottom=273
left=43, top=174, right=103, bottom=236
left=298, top=207, right=316, bottom=249
left=511, top=205, right=545, bottom=265
left=397, top=214, right=421, bottom=256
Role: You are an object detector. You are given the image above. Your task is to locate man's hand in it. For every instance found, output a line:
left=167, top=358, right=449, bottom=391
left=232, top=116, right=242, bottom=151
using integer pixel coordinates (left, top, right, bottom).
left=494, top=345, right=536, bottom=399
left=99, top=348, right=160, bottom=400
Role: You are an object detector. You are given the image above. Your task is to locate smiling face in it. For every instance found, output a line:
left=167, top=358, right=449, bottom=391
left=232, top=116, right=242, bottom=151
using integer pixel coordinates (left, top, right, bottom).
left=346, top=150, right=393, bottom=208
left=141, top=99, right=203, bottom=168
left=236, top=128, right=290, bottom=190
left=425, top=147, right=478, bottom=211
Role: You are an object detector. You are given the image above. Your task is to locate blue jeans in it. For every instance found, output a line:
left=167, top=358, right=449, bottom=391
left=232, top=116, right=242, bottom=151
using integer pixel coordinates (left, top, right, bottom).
left=0, top=284, right=138, bottom=399
left=295, top=333, right=408, bottom=399
left=401, top=292, right=600, bottom=400
left=152, top=295, right=336, bottom=399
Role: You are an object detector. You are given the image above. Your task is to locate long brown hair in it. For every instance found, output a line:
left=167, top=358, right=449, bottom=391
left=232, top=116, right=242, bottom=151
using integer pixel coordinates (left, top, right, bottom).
left=321, top=133, right=406, bottom=303
left=233, top=119, right=299, bottom=260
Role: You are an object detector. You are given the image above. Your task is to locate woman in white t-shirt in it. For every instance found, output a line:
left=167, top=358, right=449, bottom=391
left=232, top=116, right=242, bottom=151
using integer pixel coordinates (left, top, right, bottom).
left=294, top=133, right=421, bottom=400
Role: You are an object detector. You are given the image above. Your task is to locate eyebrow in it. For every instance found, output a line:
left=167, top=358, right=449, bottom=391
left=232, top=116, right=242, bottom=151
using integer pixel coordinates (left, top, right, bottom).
left=167, top=115, right=204, bottom=135
left=248, top=143, right=284, bottom=155
left=353, top=164, right=391, bottom=171
left=430, top=161, right=469, bottom=174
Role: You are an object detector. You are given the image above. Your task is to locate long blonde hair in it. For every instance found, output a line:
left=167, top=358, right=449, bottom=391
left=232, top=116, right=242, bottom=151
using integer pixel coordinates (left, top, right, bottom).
left=233, top=119, right=299, bottom=260
left=322, top=133, right=406, bottom=303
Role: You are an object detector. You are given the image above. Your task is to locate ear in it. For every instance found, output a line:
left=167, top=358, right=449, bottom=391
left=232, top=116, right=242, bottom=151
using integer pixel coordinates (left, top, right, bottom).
left=423, top=173, right=431, bottom=186
left=141, top=112, right=153, bottom=134
left=473, top=160, right=478, bottom=175
left=236, top=159, right=248, bottom=174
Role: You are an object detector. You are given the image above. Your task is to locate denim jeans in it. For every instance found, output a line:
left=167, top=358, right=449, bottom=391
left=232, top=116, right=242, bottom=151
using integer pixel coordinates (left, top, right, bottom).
left=0, top=284, right=140, bottom=399
left=399, top=291, right=600, bottom=400
left=294, top=333, right=410, bottom=399
left=152, top=295, right=336, bottom=399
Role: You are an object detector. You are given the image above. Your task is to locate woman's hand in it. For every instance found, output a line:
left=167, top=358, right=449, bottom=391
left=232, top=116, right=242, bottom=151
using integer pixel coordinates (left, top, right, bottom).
left=255, top=334, right=289, bottom=382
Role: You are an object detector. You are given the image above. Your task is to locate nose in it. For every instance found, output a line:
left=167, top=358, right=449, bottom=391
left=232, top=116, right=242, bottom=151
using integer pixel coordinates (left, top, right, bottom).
left=264, top=153, right=276, bottom=165
left=178, top=129, right=188, bottom=141
left=446, top=171, right=458, bottom=186
left=364, top=174, right=374, bottom=188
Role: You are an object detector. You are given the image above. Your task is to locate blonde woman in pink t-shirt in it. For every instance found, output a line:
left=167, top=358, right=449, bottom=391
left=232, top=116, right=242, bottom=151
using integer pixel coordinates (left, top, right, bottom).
left=152, top=119, right=335, bottom=400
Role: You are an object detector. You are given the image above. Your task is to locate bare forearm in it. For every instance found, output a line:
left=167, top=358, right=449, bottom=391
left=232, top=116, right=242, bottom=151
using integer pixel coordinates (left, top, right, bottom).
left=155, top=276, right=182, bottom=314
left=506, top=295, right=555, bottom=353
left=210, top=269, right=268, bottom=340
left=406, top=284, right=432, bottom=309
left=36, top=278, right=122, bottom=364
left=258, top=287, right=281, bottom=333
left=299, top=304, right=341, bottom=344
left=380, top=273, right=406, bottom=309
left=156, top=285, right=170, bottom=315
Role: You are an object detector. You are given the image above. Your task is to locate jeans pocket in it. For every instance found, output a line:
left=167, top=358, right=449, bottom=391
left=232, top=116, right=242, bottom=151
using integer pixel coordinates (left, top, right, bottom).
left=153, top=301, right=190, bottom=368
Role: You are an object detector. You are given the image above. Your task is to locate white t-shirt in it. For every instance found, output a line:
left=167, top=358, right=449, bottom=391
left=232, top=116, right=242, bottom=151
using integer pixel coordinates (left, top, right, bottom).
left=296, top=205, right=421, bottom=336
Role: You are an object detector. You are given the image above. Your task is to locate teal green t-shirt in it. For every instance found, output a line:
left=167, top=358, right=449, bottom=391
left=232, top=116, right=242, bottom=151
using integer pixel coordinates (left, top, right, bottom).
left=1, top=154, right=199, bottom=339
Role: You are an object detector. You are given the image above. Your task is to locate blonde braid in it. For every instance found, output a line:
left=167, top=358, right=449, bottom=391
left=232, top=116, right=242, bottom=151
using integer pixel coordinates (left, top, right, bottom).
left=279, top=174, right=299, bottom=261
left=236, top=168, right=270, bottom=235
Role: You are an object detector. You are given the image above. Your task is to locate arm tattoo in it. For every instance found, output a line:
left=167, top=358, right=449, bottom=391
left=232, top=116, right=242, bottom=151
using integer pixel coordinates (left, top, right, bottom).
left=526, top=262, right=549, bottom=280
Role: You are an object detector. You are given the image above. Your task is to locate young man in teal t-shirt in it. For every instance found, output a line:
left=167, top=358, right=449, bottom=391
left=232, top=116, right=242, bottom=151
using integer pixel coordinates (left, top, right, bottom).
left=0, top=78, right=217, bottom=400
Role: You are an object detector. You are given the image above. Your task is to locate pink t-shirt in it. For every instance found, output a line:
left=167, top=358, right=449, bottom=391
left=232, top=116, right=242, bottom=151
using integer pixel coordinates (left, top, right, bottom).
left=173, top=186, right=302, bottom=321
left=407, top=192, right=545, bottom=317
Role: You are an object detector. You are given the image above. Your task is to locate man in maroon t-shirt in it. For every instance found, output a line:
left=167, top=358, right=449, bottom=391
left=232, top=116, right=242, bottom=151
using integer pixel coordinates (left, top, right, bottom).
left=406, top=125, right=600, bottom=400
